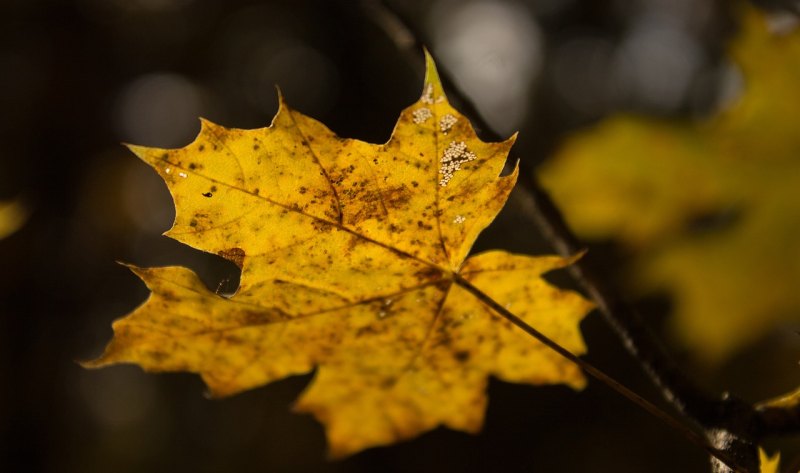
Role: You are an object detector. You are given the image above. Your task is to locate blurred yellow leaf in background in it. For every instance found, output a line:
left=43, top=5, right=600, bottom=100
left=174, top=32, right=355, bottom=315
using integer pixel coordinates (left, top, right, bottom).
left=539, top=8, right=800, bottom=363
left=0, top=199, right=28, bottom=240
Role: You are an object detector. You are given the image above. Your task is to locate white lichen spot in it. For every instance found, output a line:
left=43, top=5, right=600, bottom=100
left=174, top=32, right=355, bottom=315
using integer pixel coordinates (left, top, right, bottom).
left=178, top=171, right=188, bottom=178
left=421, top=83, right=434, bottom=104
left=453, top=215, right=466, bottom=224
left=164, top=167, right=172, bottom=174
left=412, top=107, right=432, bottom=124
left=377, top=298, right=394, bottom=319
left=439, top=141, right=477, bottom=187
left=435, top=96, right=445, bottom=103
left=439, top=114, right=457, bottom=134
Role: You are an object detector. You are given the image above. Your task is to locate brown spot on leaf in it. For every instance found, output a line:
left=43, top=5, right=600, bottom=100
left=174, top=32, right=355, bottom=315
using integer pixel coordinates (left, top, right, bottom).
left=240, top=308, right=287, bottom=325
left=312, top=220, right=334, bottom=233
left=223, top=334, right=243, bottom=345
left=344, top=234, right=365, bottom=254
left=146, top=350, right=169, bottom=363
left=414, top=266, right=445, bottom=283
left=159, top=290, right=179, bottom=302
left=218, top=247, right=246, bottom=268
left=454, top=350, right=471, bottom=362
left=345, top=185, right=413, bottom=225
left=356, top=325, right=380, bottom=337
left=380, top=377, right=397, bottom=389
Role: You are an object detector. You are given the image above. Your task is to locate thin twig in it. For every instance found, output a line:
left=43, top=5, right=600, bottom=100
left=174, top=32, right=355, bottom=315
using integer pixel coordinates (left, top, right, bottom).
left=453, top=274, right=751, bottom=473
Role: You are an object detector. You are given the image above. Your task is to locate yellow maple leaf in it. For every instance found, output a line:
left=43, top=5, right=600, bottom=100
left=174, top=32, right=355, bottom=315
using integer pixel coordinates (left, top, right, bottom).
left=85, top=52, right=593, bottom=457
left=759, top=447, right=781, bottom=473
left=538, top=7, right=800, bottom=364
left=0, top=198, right=28, bottom=240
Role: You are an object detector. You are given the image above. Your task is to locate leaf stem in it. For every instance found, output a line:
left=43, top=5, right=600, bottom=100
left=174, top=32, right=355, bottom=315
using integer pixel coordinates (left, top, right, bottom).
left=453, top=274, right=749, bottom=473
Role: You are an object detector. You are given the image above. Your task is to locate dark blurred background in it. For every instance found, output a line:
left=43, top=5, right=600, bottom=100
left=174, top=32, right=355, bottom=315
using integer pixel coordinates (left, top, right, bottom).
left=1, top=0, right=798, bottom=472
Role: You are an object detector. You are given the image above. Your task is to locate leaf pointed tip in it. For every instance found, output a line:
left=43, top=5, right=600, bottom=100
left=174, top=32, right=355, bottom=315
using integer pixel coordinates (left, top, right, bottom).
left=198, top=116, right=221, bottom=133
left=123, top=143, right=152, bottom=159
left=78, top=341, right=123, bottom=370
left=325, top=445, right=352, bottom=461
left=77, top=356, right=107, bottom=369
left=271, top=85, right=292, bottom=125
left=201, top=384, right=225, bottom=400
left=567, top=248, right=588, bottom=263
left=116, top=260, right=148, bottom=277
left=275, top=85, right=288, bottom=108
left=421, top=48, right=447, bottom=104
left=422, top=45, right=434, bottom=65
left=422, top=47, right=440, bottom=82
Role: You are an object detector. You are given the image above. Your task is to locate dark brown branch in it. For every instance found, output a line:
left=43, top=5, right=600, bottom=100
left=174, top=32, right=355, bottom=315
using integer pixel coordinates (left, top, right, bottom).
left=358, top=0, right=784, bottom=470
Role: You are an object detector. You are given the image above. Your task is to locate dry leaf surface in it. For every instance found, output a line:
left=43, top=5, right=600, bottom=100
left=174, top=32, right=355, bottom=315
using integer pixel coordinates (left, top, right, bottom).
left=87, top=53, right=592, bottom=457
